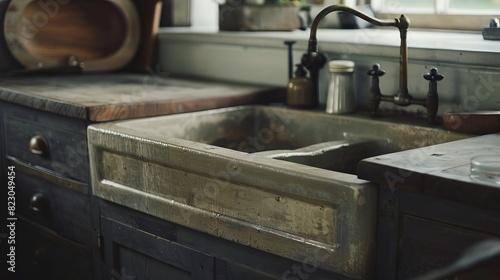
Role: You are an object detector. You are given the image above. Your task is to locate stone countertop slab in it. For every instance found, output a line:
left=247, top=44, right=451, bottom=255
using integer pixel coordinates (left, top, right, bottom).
left=358, top=133, right=500, bottom=210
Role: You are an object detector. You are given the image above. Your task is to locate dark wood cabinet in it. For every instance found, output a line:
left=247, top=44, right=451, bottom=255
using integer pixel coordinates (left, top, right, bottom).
left=0, top=102, right=94, bottom=279
left=376, top=187, right=500, bottom=279
left=101, top=217, right=215, bottom=280
left=397, top=215, right=496, bottom=278
left=97, top=199, right=348, bottom=280
left=15, top=219, right=92, bottom=280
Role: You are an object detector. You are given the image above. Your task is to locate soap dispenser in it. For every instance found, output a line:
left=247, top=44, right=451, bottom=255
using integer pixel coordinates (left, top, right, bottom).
left=286, top=63, right=314, bottom=108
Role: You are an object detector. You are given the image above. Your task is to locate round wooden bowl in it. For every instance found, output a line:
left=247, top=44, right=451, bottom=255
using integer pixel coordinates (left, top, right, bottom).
left=3, top=0, right=140, bottom=72
left=443, top=111, right=500, bottom=135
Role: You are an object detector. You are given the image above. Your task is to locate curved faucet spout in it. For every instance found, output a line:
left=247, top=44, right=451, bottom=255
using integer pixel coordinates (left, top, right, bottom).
left=307, top=5, right=410, bottom=52
left=304, top=5, right=438, bottom=123
left=307, top=5, right=411, bottom=103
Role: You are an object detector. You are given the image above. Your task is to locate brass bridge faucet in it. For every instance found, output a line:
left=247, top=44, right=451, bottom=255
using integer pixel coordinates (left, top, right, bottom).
left=302, top=5, right=443, bottom=123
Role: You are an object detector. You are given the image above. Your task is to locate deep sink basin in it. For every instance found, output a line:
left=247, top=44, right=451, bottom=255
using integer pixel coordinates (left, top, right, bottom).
left=113, top=105, right=467, bottom=174
left=88, top=105, right=468, bottom=279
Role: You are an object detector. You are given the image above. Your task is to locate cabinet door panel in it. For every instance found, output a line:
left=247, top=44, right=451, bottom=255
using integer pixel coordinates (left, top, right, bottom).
left=13, top=219, right=92, bottom=280
left=118, top=246, right=192, bottom=280
left=102, top=217, right=214, bottom=280
left=398, top=215, right=497, bottom=279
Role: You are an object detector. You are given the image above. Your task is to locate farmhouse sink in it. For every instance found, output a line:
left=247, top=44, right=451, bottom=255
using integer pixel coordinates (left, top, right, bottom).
left=88, top=105, right=468, bottom=279
left=111, top=105, right=467, bottom=174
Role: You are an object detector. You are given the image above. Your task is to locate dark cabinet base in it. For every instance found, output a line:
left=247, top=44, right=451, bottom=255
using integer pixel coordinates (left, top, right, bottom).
left=376, top=186, right=500, bottom=280
left=98, top=199, right=351, bottom=280
left=0, top=101, right=93, bottom=280
left=101, top=217, right=214, bottom=280
left=6, top=219, right=92, bottom=280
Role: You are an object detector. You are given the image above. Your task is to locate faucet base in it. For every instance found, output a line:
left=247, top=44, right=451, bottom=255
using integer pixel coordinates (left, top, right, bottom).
left=371, top=94, right=437, bottom=123
left=368, top=65, right=443, bottom=124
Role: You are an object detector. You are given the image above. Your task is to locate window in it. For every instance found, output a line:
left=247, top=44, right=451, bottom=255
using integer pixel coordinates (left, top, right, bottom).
left=371, top=0, right=500, bottom=30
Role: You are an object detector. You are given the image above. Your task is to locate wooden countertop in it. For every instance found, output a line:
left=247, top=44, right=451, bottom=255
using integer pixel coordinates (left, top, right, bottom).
left=0, top=74, right=282, bottom=121
left=358, top=133, right=500, bottom=210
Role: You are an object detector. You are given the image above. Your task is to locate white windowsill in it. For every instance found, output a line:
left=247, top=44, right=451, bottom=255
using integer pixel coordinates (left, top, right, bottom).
left=159, top=27, right=500, bottom=68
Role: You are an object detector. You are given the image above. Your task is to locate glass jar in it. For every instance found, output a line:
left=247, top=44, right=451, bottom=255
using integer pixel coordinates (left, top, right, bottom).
left=470, top=155, right=500, bottom=186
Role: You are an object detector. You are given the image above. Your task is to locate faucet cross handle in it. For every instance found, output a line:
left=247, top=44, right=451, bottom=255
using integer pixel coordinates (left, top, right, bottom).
left=424, top=67, right=444, bottom=124
left=367, top=63, right=385, bottom=77
left=423, top=68, right=444, bottom=81
left=367, top=63, right=386, bottom=117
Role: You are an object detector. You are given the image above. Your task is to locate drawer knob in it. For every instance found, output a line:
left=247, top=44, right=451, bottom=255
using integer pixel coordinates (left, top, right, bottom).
left=29, top=134, right=49, bottom=156
left=30, top=193, right=50, bottom=214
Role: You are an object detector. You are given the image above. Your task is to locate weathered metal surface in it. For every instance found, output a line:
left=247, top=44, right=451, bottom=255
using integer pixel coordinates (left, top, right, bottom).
left=88, top=105, right=469, bottom=279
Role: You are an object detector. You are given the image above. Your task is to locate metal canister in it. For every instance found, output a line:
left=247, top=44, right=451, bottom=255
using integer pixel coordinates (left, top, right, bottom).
left=326, top=60, right=356, bottom=114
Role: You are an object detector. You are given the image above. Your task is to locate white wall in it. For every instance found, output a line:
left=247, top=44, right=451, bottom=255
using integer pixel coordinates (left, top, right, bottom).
left=159, top=27, right=500, bottom=116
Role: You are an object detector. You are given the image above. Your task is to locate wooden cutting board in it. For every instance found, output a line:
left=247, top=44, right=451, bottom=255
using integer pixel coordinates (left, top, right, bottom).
left=3, top=0, right=140, bottom=72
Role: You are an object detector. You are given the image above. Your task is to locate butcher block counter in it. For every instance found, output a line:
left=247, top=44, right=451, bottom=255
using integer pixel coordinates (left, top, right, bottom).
left=357, top=134, right=500, bottom=279
left=0, top=73, right=281, bottom=121
left=0, top=73, right=280, bottom=280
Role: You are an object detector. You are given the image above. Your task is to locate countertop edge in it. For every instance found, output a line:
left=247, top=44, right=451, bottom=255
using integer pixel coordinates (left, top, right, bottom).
left=0, top=76, right=284, bottom=122
left=87, top=87, right=282, bottom=122
left=0, top=87, right=88, bottom=119
left=358, top=133, right=500, bottom=210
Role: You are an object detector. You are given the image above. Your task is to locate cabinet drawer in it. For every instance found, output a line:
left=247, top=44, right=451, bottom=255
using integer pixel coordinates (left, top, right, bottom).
left=13, top=161, right=91, bottom=245
left=16, top=219, right=93, bottom=280
left=3, top=104, right=89, bottom=182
